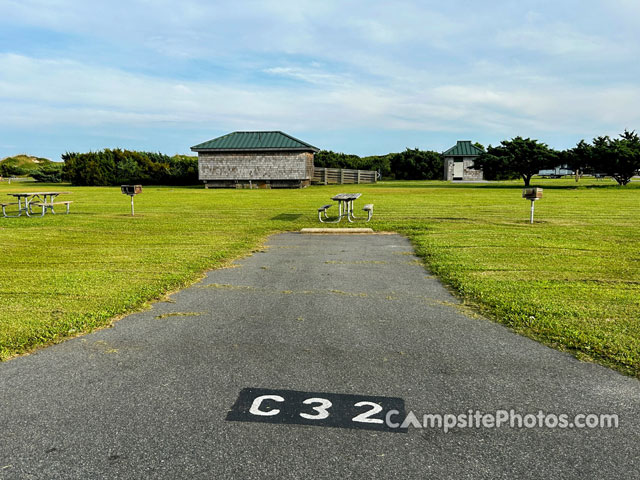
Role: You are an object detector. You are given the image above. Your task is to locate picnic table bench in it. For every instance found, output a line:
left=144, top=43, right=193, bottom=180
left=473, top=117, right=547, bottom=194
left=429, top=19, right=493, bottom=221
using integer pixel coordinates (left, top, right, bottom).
left=0, top=202, right=20, bottom=217
left=31, top=201, right=73, bottom=216
left=317, top=204, right=333, bottom=221
left=362, top=203, right=374, bottom=221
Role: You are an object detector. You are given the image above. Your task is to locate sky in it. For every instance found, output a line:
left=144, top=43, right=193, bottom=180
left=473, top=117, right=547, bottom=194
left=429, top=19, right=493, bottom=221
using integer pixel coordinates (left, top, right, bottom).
left=1, top=0, right=639, bottom=161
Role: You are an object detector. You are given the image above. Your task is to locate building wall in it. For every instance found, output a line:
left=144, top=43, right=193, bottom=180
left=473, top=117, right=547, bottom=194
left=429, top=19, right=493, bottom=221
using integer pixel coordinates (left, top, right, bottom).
left=198, top=151, right=314, bottom=181
left=444, top=156, right=483, bottom=181
left=444, top=157, right=457, bottom=180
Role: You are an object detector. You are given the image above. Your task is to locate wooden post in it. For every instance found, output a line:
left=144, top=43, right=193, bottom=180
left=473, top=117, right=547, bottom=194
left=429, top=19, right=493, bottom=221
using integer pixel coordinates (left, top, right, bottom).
left=324, top=168, right=328, bottom=185
left=340, top=169, right=344, bottom=184
left=357, top=170, right=361, bottom=184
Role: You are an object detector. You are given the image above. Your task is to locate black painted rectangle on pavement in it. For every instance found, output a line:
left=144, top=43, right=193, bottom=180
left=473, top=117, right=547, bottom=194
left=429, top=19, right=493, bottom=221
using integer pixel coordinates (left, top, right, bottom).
left=226, top=387, right=407, bottom=433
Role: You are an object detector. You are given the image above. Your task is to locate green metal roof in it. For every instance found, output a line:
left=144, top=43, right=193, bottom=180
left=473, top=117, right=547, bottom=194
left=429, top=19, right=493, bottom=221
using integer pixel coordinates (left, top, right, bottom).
left=442, top=141, right=483, bottom=157
left=191, top=131, right=319, bottom=152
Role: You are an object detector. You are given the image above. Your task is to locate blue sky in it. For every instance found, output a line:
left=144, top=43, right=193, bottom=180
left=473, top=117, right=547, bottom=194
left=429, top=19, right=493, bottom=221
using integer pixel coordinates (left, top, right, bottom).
left=1, top=0, right=639, bottom=160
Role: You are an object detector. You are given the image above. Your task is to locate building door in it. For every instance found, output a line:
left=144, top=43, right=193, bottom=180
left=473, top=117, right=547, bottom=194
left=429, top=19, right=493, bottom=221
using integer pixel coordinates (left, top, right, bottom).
left=453, top=160, right=463, bottom=180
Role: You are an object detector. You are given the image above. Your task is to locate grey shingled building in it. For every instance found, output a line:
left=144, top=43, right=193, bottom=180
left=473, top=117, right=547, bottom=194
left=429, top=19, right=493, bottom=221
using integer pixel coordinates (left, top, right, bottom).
left=191, top=131, right=320, bottom=189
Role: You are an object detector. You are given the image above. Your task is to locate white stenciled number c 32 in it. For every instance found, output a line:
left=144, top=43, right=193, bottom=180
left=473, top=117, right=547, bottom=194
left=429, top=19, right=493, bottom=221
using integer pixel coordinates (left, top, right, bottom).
left=352, top=401, right=384, bottom=424
left=300, top=397, right=333, bottom=420
left=249, top=395, right=285, bottom=416
left=248, top=395, right=385, bottom=424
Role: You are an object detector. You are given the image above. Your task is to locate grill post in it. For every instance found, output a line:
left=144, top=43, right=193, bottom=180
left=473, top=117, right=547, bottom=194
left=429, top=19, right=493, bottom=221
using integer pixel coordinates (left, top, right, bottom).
left=121, top=185, right=142, bottom=216
left=522, top=187, right=542, bottom=224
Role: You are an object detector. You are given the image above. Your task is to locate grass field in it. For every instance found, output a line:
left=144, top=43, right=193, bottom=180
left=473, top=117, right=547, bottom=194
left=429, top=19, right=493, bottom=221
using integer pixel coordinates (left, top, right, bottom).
left=1, top=178, right=638, bottom=377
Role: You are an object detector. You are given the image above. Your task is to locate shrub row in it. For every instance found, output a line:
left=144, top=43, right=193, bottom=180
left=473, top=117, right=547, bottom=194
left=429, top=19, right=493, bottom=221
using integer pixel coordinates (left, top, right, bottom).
left=0, top=162, right=63, bottom=183
left=62, top=149, right=198, bottom=186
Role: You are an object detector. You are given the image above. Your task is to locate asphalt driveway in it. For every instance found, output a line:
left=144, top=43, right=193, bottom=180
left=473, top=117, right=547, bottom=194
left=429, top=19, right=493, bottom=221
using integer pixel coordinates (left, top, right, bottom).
left=1, top=233, right=638, bottom=479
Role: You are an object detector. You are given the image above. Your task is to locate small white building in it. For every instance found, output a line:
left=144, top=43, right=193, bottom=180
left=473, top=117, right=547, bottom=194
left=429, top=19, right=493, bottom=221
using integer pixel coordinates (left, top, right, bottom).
left=443, top=141, right=484, bottom=181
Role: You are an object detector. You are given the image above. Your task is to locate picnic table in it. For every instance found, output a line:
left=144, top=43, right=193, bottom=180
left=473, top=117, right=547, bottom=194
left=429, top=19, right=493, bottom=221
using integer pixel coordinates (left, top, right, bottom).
left=318, top=193, right=373, bottom=223
left=2, top=191, right=72, bottom=218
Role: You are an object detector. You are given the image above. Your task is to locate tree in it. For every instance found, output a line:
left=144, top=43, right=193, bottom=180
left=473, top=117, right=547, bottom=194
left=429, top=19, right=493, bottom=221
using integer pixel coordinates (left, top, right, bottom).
left=388, top=148, right=443, bottom=180
left=359, top=154, right=392, bottom=178
left=115, top=157, right=141, bottom=184
left=473, top=137, right=555, bottom=186
left=471, top=149, right=519, bottom=181
left=590, top=130, right=640, bottom=186
left=563, top=140, right=592, bottom=182
left=314, top=150, right=362, bottom=169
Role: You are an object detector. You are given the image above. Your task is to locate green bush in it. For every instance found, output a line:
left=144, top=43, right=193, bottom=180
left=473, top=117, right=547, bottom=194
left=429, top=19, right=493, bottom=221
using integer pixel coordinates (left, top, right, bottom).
left=62, top=149, right=198, bottom=186
left=314, top=149, right=442, bottom=179
left=388, top=148, right=443, bottom=180
left=0, top=164, right=31, bottom=177
left=31, top=164, right=63, bottom=183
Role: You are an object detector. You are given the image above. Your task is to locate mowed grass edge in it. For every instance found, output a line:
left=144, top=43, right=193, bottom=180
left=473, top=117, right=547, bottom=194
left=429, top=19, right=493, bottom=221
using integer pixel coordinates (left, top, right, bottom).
left=0, top=179, right=638, bottom=377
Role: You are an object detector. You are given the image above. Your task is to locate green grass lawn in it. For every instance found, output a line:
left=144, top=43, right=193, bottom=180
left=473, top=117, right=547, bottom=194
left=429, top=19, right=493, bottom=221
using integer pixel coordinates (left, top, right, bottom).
left=1, top=178, right=638, bottom=377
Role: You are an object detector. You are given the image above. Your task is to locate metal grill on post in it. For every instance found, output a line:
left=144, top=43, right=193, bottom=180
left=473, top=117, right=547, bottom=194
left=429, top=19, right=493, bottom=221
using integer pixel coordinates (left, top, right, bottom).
left=522, top=187, right=543, bottom=224
left=121, top=185, right=142, bottom=216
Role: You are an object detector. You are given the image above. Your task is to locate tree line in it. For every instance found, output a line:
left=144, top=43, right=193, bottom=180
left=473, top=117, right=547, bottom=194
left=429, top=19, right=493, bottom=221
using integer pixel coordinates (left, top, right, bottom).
left=315, top=148, right=444, bottom=180
left=475, top=130, right=640, bottom=186
left=61, top=149, right=198, bottom=185
left=24, top=130, right=640, bottom=186
left=317, top=130, right=640, bottom=186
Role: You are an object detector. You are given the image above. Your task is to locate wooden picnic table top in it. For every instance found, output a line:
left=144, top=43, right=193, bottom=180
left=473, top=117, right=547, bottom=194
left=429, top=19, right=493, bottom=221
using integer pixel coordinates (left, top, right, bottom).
left=331, top=193, right=362, bottom=201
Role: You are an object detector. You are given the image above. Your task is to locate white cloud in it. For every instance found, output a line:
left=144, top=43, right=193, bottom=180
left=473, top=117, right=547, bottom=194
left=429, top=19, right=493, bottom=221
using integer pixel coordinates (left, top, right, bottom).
left=496, top=23, right=614, bottom=57
left=2, top=52, right=639, bottom=140
left=263, top=66, right=351, bottom=86
left=1, top=0, right=639, bottom=157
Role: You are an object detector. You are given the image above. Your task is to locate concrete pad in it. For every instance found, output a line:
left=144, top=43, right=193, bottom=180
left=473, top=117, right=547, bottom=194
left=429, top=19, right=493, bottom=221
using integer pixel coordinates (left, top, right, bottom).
left=300, top=227, right=374, bottom=234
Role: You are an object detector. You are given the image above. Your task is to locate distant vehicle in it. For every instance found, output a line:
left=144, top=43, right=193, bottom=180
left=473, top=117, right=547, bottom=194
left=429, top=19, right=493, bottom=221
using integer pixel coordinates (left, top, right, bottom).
left=538, top=165, right=574, bottom=178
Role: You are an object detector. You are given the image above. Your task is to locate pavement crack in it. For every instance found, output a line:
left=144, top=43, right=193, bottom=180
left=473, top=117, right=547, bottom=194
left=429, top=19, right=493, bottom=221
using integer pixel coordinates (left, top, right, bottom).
left=155, top=312, right=207, bottom=319
left=197, top=282, right=461, bottom=306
